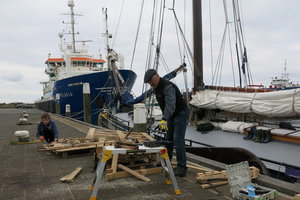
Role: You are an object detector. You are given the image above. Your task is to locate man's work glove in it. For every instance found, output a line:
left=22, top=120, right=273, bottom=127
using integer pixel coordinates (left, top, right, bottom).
left=158, top=119, right=168, bottom=131
left=39, top=136, right=44, bottom=142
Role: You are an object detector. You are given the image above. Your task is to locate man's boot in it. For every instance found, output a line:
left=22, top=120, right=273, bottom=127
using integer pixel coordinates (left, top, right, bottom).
left=244, top=126, right=256, bottom=140
left=261, top=130, right=272, bottom=143
left=174, top=167, right=187, bottom=177
left=259, top=130, right=266, bottom=143
left=253, top=130, right=262, bottom=142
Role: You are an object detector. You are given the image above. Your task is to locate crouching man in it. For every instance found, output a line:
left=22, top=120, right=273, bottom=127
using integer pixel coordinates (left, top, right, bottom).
left=36, top=113, right=59, bottom=143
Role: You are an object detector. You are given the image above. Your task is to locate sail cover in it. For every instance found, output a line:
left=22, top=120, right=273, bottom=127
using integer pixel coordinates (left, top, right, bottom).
left=190, top=89, right=300, bottom=117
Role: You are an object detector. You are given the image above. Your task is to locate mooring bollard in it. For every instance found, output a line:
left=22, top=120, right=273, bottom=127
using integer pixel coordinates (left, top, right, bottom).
left=83, top=83, right=91, bottom=123
left=55, top=93, right=60, bottom=114
left=66, top=104, right=71, bottom=117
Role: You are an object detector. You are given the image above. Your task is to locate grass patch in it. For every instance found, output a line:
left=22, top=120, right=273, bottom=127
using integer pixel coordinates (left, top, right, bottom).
left=9, top=140, right=41, bottom=145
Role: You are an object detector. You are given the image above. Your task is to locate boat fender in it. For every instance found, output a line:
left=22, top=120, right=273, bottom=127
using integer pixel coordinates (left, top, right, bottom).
left=14, top=130, right=30, bottom=138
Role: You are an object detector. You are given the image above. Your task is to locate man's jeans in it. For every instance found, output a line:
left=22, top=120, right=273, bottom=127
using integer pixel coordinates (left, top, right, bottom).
left=166, top=107, right=189, bottom=170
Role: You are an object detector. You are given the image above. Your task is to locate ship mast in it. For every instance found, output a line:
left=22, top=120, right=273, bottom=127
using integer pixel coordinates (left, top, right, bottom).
left=68, top=0, right=76, bottom=53
left=193, top=0, right=204, bottom=90
left=102, top=8, right=112, bottom=69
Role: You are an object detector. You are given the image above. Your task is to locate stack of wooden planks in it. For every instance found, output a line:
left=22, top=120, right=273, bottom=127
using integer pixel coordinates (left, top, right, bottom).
left=39, top=128, right=157, bottom=157
left=197, top=166, right=260, bottom=188
left=40, top=127, right=165, bottom=181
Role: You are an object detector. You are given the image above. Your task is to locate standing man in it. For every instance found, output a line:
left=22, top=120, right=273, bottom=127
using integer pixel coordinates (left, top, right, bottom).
left=144, top=69, right=189, bottom=177
left=36, top=113, right=59, bottom=143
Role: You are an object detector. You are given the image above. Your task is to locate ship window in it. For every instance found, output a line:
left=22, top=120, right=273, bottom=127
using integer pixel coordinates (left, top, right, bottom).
left=96, top=63, right=104, bottom=68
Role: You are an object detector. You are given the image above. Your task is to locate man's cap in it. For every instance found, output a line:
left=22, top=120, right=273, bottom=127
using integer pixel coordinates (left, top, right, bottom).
left=144, top=69, right=157, bottom=83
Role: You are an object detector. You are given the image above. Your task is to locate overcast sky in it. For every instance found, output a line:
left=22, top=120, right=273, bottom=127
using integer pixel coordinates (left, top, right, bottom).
left=1, top=0, right=300, bottom=103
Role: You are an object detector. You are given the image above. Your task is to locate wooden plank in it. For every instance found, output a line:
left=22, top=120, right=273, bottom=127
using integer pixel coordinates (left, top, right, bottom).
left=95, top=133, right=118, bottom=137
left=291, top=194, right=300, bottom=200
left=55, top=145, right=97, bottom=152
left=117, top=164, right=151, bottom=182
left=197, top=166, right=259, bottom=182
left=116, top=130, right=126, bottom=142
left=60, top=167, right=82, bottom=182
left=106, top=167, right=162, bottom=181
left=186, top=164, right=212, bottom=172
left=86, top=128, right=96, bottom=139
left=172, top=161, right=212, bottom=172
left=197, top=171, right=227, bottom=182
left=271, top=135, right=300, bottom=144
left=95, top=129, right=118, bottom=135
left=200, top=181, right=228, bottom=189
left=111, top=154, right=119, bottom=173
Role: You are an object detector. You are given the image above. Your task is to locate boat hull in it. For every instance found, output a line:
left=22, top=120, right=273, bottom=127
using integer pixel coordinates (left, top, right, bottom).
left=37, top=69, right=136, bottom=125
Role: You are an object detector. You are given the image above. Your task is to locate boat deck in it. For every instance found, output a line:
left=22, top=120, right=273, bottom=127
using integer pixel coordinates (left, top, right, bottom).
left=185, top=125, right=300, bottom=170
left=0, top=109, right=238, bottom=200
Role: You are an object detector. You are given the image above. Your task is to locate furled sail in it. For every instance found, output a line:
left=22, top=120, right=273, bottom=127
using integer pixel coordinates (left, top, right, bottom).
left=190, top=89, right=300, bottom=117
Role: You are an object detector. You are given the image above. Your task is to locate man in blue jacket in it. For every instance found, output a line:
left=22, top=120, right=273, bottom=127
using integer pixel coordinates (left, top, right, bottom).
left=144, top=69, right=189, bottom=177
left=36, top=113, right=59, bottom=143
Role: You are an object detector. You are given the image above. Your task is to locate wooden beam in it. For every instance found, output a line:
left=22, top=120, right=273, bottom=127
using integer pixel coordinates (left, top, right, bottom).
left=111, top=154, right=119, bottom=173
left=116, top=130, right=126, bottom=143
left=117, top=164, right=151, bottom=182
left=197, top=166, right=260, bottom=183
left=60, top=167, right=82, bottom=182
left=86, top=128, right=96, bottom=139
left=106, top=167, right=162, bottom=181
left=200, top=181, right=228, bottom=189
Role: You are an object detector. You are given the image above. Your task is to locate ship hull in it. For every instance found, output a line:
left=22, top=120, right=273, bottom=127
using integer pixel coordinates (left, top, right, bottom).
left=37, top=69, right=136, bottom=125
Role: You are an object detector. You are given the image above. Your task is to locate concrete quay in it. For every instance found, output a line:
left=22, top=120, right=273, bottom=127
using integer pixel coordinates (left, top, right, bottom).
left=0, top=109, right=293, bottom=200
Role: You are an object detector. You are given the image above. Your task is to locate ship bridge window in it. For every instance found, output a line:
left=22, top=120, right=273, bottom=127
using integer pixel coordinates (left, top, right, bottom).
left=72, top=61, right=87, bottom=66
left=94, top=63, right=104, bottom=68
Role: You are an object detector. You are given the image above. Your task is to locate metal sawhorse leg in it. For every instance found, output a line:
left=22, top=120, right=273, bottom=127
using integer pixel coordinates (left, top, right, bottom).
left=89, top=146, right=181, bottom=200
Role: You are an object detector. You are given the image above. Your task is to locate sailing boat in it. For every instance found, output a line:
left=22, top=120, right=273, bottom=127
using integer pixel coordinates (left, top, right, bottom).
left=189, top=1, right=300, bottom=118
left=36, top=1, right=137, bottom=125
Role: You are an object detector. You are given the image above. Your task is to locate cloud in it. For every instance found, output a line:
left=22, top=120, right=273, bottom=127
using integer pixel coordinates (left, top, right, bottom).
left=0, top=72, right=23, bottom=82
left=0, top=0, right=300, bottom=103
left=0, top=60, right=46, bottom=103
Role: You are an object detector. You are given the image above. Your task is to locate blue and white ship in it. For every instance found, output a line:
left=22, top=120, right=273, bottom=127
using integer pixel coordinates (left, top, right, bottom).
left=36, top=0, right=136, bottom=125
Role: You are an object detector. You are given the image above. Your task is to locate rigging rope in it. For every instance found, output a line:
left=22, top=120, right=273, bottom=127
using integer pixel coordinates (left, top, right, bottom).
left=142, top=0, right=158, bottom=94
left=112, top=0, right=125, bottom=49
left=130, top=0, right=145, bottom=70
left=208, top=0, right=214, bottom=85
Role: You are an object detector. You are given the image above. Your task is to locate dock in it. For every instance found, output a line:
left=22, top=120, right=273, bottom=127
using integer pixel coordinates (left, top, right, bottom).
left=0, top=108, right=296, bottom=199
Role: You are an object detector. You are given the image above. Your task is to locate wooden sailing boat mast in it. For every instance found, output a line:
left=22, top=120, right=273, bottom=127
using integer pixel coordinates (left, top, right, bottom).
left=193, top=0, right=204, bottom=90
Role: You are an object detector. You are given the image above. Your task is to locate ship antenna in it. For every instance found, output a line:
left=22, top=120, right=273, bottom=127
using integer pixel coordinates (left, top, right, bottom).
left=282, top=59, right=289, bottom=81
left=68, top=0, right=76, bottom=53
left=58, top=33, right=64, bottom=52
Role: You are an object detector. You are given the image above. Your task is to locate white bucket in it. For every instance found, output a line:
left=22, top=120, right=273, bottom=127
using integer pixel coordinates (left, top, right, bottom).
left=133, top=103, right=147, bottom=124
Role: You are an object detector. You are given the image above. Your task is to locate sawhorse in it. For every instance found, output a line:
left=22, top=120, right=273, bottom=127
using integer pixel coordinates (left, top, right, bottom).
left=89, top=145, right=181, bottom=200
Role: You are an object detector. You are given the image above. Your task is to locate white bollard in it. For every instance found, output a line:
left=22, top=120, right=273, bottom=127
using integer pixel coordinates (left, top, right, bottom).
left=14, top=130, right=30, bottom=142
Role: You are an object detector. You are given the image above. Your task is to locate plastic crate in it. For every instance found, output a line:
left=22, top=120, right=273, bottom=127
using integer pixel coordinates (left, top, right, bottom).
left=226, top=161, right=279, bottom=200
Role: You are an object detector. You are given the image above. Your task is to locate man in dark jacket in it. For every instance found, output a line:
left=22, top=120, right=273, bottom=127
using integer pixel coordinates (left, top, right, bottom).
left=144, top=69, right=189, bottom=177
left=36, top=113, right=59, bottom=143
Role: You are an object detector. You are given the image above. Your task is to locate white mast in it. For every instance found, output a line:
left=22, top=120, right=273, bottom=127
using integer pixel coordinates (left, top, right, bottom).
left=68, top=0, right=76, bottom=53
